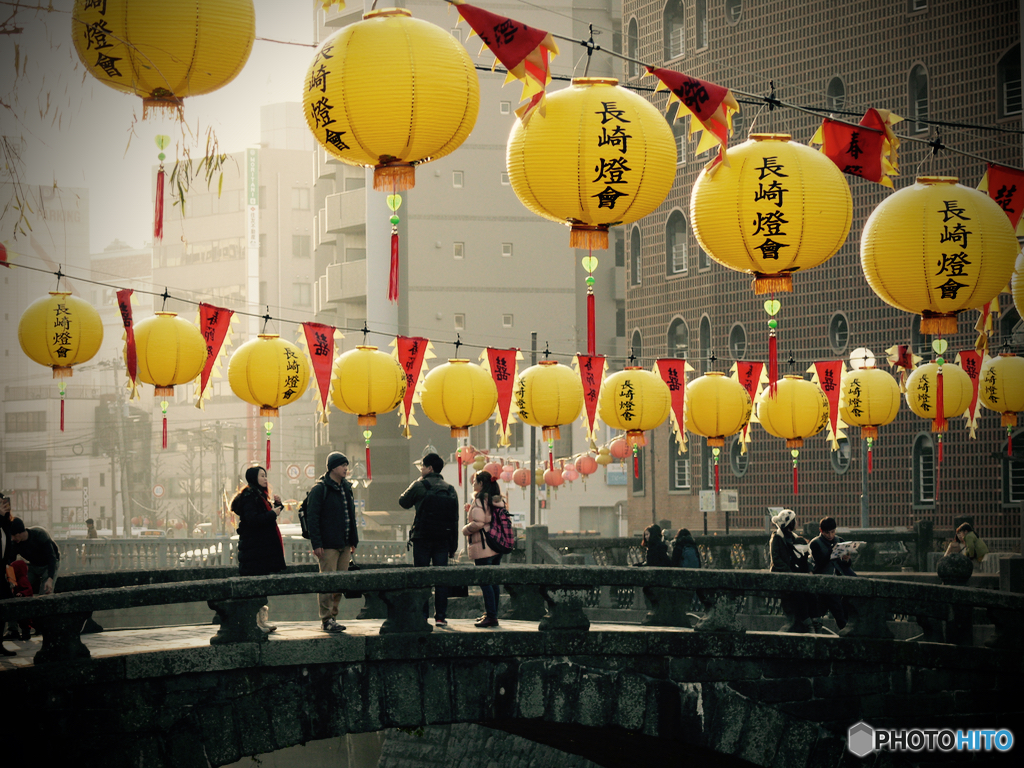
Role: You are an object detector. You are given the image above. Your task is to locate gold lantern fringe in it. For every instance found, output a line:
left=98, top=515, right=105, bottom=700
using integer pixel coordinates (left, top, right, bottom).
left=626, top=430, right=646, bottom=448
left=259, top=407, right=279, bottom=417
left=143, top=96, right=185, bottom=122
left=374, top=163, right=416, bottom=192
left=706, top=437, right=725, bottom=447
left=1003, top=413, right=1018, bottom=428
left=786, top=438, right=804, bottom=448
left=52, top=366, right=73, bottom=379
left=450, top=427, right=470, bottom=437
left=358, top=414, right=378, bottom=426
left=570, top=224, right=609, bottom=250
left=542, top=426, right=561, bottom=441
left=753, top=273, right=794, bottom=295
left=920, top=311, right=958, bottom=335
left=861, top=425, right=879, bottom=440
left=931, top=420, right=948, bottom=434
left=155, top=386, right=174, bottom=396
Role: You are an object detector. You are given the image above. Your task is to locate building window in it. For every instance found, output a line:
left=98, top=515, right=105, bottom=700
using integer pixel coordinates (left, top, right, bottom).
left=908, top=0, right=927, bottom=12
left=450, top=27, right=462, bottom=42
left=912, top=434, right=935, bottom=506
left=292, top=234, right=311, bottom=259
left=669, top=432, right=690, bottom=490
left=631, top=329, right=643, bottom=366
left=453, top=242, right=465, bottom=260
left=664, top=0, right=685, bottom=61
left=666, top=210, right=688, bottom=275
left=909, top=64, right=929, bottom=133
left=728, top=438, right=748, bottom=477
left=500, top=100, right=512, bottom=115
left=627, top=18, right=640, bottom=79
left=502, top=314, right=514, bottom=328
left=6, top=450, right=46, bottom=472
left=699, top=316, right=712, bottom=371
left=291, top=187, right=310, bottom=210
left=501, top=242, right=513, bottom=258
left=259, top=281, right=267, bottom=306
left=728, top=323, right=747, bottom=360
left=725, top=0, right=742, bottom=24
left=454, top=313, right=465, bottom=331
left=6, top=411, right=46, bottom=432
left=1005, top=431, right=1024, bottom=504
left=453, top=171, right=464, bottom=188
left=830, top=438, right=851, bottom=475
left=696, top=0, right=708, bottom=49
left=500, top=172, right=510, bottom=185
left=259, top=234, right=267, bottom=259
left=667, top=317, right=689, bottom=358
left=826, top=76, right=846, bottom=112
left=630, top=226, right=642, bottom=285
left=667, top=103, right=686, bottom=165
left=345, top=247, right=366, bottom=262
left=828, top=312, right=850, bottom=354
left=997, top=44, right=1022, bottom=118
left=293, top=282, right=311, bottom=306
left=699, top=246, right=711, bottom=270
left=615, top=303, right=626, bottom=337
left=614, top=234, right=625, bottom=267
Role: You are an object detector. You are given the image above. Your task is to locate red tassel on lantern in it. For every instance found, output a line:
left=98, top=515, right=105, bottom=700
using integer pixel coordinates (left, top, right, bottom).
left=793, top=464, right=799, bottom=494
left=768, top=332, right=778, bottom=397
left=549, top=449, right=554, bottom=471
left=154, top=165, right=165, bottom=242
left=633, top=452, right=640, bottom=479
left=587, top=293, right=596, bottom=356
left=366, top=444, right=373, bottom=481
left=458, top=452, right=463, bottom=477
left=935, top=365, right=946, bottom=434
left=162, top=416, right=168, bottom=449
left=266, top=438, right=271, bottom=470
left=714, top=461, right=719, bottom=493
left=60, top=400, right=65, bottom=432
left=867, top=440, right=873, bottom=473
left=388, top=231, right=400, bottom=303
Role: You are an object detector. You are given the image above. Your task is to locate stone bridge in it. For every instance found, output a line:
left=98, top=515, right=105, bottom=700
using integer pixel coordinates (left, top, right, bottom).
left=1, top=566, right=1021, bottom=768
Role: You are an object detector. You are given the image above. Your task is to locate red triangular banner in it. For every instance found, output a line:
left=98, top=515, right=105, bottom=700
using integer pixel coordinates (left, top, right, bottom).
left=813, top=360, right=845, bottom=445
left=655, top=358, right=688, bottom=450
left=303, top=322, right=337, bottom=423
left=116, top=289, right=139, bottom=400
left=396, top=336, right=429, bottom=438
left=956, top=349, right=983, bottom=438
left=734, top=361, right=764, bottom=444
left=819, top=118, right=886, bottom=184
left=487, top=348, right=520, bottom=443
left=196, top=303, right=233, bottom=407
left=576, top=354, right=606, bottom=443
left=982, top=163, right=1024, bottom=230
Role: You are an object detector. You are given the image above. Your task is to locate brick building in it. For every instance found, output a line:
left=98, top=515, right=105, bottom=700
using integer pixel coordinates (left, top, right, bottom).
left=620, top=0, right=1022, bottom=539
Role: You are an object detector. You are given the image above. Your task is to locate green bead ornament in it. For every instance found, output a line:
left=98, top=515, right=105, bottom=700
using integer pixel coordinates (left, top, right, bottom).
left=768, top=319, right=778, bottom=329
left=390, top=215, right=400, bottom=225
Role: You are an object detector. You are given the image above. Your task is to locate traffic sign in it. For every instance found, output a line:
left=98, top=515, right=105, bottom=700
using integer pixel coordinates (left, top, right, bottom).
left=286, top=464, right=301, bottom=480
left=153, top=484, right=165, bottom=499
left=304, top=464, right=316, bottom=479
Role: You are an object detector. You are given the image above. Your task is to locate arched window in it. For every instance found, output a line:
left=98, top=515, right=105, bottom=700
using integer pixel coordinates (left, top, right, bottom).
left=631, top=329, right=643, bottom=365
left=725, top=0, right=742, bottom=24
left=627, top=18, right=640, bottom=79
left=696, top=0, right=708, bottom=49
left=666, top=210, right=688, bottom=274
left=912, top=434, right=935, bottom=506
left=826, top=76, right=846, bottom=111
left=728, top=437, right=748, bottom=477
left=909, top=64, right=929, bottom=133
left=630, top=226, right=642, bottom=286
left=664, top=0, right=685, bottom=61
left=728, top=323, right=747, bottom=360
left=831, top=438, right=851, bottom=475
left=828, top=312, right=850, bottom=354
left=997, top=44, right=1022, bottom=118
left=667, top=103, right=686, bottom=165
left=667, top=317, right=689, bottom=358
left=699, top=316, right=712, bottom=371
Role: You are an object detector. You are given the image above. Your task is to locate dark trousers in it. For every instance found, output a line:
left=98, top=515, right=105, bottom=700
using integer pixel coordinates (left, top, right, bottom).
left=475, top=554, right=502, bottom=616
left=413, top=539, right=449, bottom=620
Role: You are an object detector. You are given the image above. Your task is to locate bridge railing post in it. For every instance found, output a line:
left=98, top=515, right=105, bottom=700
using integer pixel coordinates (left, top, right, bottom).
left=525, top=525, right=548, bottom=565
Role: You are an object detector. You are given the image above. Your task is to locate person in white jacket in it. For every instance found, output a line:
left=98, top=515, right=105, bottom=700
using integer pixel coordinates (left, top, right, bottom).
left=462, top=470, right=505, bottom=628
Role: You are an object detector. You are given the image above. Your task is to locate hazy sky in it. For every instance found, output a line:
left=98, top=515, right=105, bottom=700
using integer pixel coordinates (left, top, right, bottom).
left=3, top=0, right=315, bottom=254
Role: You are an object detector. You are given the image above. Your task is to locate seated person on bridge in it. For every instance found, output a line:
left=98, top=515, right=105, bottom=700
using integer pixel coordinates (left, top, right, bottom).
left=8, top=518, right=60, bottom=596
left=769, top=509, right=814, bottom=633
left=641, top=524, right=672, bottom=567
left=808, top=516, right=851, bottom=631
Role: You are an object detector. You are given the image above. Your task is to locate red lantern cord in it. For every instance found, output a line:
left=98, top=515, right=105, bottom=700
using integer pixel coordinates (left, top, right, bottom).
left=388, top=231, right=400, bottom=303
left=365, top=444, right=373, bottom=481
left=1009, top=427, right=1013, bottom=457
left=587, top=293, right=595, bottom=355
left=714, top=461, right=719, bottom=493
left=867, top=437, right=874, bottom=473
left=768, top=332, right=778, bottom=397
left=154, top=164, right=165, bottom=241
left=266, top=438, right=271, bottom=470
left=633, top=448, right=639, bottom=479
left=793, top=464, right=799, bottom=494
left=59, top=382, right=65, bottom=432
left=162, top=416, right=168, bottom=449
left=458, top=452, right=463, bottom=477
left=549, top=448, right=554, bottom=471
left=935, top=364, right=946, bottom=434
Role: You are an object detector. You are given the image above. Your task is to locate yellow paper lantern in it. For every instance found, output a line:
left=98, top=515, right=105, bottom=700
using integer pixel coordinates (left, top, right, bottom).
left=861, top=177, right=1018, bottom=335
left=683, top=371, right=752, bottom=446
left=18, top=292, right=103, bottom=378
left=1012, top=252, right=1024, bottom=319
left=228, top=335, right=310, bottom=417
left=507, top=77, right=676, bottom=250
left=303, top=8, right=479, bottom=191
left=839, top=366, right=901, bottom=440
left=690, top=134, right=852, bottom=294
left=330, top=345, right=406, bottom=425
left=420, top=359, right=498, bottom=437
left=979, top=354, right=1024, bottom=428
left=596, top=368, right=671, bottom=447
left=755, top=375, right=830, bottom=447
left=71, top=0, right=255, bottom=115
left=595, top=446, right=613, bottom=466
left=133, top=312, right=208, bottom=395
left=905, top=362, right=972, bottom=432
left=514, top=360, right=584, bottom=441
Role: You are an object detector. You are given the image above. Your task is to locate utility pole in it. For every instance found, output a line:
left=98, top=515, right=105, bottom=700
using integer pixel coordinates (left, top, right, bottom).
left=529, top=332, right=537, bottom=526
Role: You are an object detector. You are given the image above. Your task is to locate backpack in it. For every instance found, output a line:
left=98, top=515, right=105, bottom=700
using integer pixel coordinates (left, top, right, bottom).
left=413, top=477, right=459, bottom=539
left=297, top=483, right=323, bottom=540
left=484, top=500, right=515, bottom=555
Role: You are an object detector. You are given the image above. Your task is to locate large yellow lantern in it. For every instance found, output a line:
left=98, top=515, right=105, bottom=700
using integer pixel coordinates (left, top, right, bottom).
left=597, top=368, right=671, bottom=448
left=690, top=134, right=852, bottom=294
left=839, top=365, right=901, bottom=471
left=133, top=312, right=208, bottom=395
left=18, top=292, right=103, bottom=378
left=683, top=372, right=752, bottom=446
left=420, top=359, right=498, bottom=437
left=228, top=335, right=310, bottom=416
left=507, top=77, right=675, bottom=250
left=514, top=360, right=584, bottom=440
left=71, top=0, right=255, bottom=115
left=905, top=361, right=972, bottom=431
left=980, top=354, right=1024, bottom=435
left=331, top=345, right=406, bottom=425
left=756, top=375, right=830, bottom=447
left=861, top=177, right=1017, bottom=334
left=303, top=8, right=479, bottom=191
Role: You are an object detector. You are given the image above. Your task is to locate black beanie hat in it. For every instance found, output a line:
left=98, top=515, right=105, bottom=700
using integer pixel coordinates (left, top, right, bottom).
left=327, top=451, right=349, bottom=471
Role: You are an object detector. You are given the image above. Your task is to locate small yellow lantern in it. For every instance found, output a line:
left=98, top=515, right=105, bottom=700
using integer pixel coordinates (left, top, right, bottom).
left=507, top=77, right=676, bottom=250
left=303, top=8, right=479, bottom=191
left=18, top=292, right=103, bottom=378
left=861, top=177, right=1018, bottom=334
left=690, top=134, right=853, bottom=294
left=228, top=335, right=310, bottom=416
left=979, top=354, right=1024, bottom=442
left=515, top=359, right=584, bottom=469
left=420, top=359, right=498, bottom=438
left=595, top=446, right=613, bottom=466
left=330, top=345, right=406, bottom=425
left=71, top=0, right=255, bottom=115
left=133, top=312, right=208, bottom=395
left=840, top=365, right=901, bottom=471
left=597, top=368, right=671, bottom=448
left=683, top=371, right=752, bottom=446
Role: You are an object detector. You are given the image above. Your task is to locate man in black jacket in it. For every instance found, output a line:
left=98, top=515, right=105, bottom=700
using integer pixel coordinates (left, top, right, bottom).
left=9, top=518, right=59, bottom=596
left=809, top=516, right=849, bottom=630
left=399, top=452, right=458, bottom=626
left=306, top=452, right=358, bottom=633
